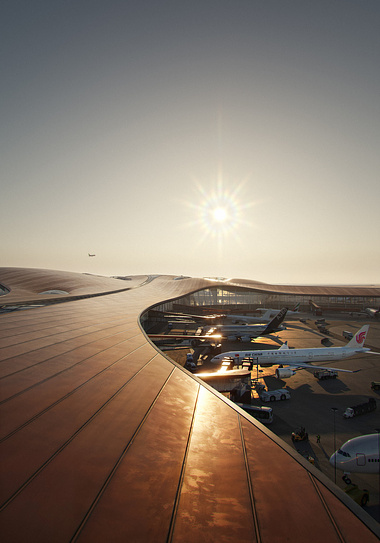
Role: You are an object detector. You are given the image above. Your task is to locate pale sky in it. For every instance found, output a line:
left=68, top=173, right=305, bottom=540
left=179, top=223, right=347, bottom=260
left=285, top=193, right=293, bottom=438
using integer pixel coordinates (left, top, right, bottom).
left=1, top=1, right=379, bottom=285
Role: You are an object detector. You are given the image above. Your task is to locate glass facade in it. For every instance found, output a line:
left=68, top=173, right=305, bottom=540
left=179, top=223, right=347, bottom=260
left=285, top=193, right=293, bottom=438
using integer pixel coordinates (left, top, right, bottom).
left=151, top=286, right=380, bottom=313
left=187, top=288, right=380, bottom=310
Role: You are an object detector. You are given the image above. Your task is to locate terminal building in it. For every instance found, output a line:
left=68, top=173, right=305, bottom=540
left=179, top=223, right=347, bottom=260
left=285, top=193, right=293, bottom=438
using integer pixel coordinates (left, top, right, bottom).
left=153, top=278, right=380, bottom=316
left=0, top=267, right=379, bottom=542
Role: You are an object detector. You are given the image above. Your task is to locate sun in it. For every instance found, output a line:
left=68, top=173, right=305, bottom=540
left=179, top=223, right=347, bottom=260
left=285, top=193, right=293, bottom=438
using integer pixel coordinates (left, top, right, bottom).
left=213, top=207, right=227, bottom=222
left=182, top=171, right=257, bottom=257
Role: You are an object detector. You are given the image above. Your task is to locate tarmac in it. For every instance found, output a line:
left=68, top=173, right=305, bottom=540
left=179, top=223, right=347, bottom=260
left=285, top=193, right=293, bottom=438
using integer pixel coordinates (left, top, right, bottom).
left=165, top=313, right=380, bottom=523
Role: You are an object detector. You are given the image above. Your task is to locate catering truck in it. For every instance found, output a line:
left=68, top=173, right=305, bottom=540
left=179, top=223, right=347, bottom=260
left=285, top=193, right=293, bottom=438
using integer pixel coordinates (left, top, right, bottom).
left=314, top=370, right=338, bottom=380
left=343, top=398, right=376, bottom=419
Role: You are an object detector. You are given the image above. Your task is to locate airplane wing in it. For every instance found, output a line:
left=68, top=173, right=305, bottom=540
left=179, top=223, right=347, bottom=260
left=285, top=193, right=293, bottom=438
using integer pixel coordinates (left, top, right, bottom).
left=148, top=334, right=222, bottom=340
left=283, top=362, right=356, bottom=373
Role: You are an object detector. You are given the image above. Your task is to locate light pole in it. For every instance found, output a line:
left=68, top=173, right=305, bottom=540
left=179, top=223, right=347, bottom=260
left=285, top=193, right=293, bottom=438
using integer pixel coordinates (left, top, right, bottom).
left=376, top=429, right=380, bottom=520
left=331, top=408, right=338, bottom=484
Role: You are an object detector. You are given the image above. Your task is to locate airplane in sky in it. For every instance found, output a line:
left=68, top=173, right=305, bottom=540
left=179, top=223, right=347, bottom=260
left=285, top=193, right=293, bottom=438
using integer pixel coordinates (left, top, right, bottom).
left=329, top=434, right=380, bottom=480
left=365, top=307, right=380, bottom=319
left=88, top=253, right=96, bottom=257
left=255, top=302, right=301, bottom=318
left=210, top=325, right=376, bottom=375
left=204, top=308, right=288, bottom=342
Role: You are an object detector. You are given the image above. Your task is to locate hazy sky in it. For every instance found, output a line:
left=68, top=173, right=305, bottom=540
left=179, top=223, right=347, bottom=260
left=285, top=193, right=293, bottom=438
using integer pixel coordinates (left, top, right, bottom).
left=1, top=1, right=379, bottom=284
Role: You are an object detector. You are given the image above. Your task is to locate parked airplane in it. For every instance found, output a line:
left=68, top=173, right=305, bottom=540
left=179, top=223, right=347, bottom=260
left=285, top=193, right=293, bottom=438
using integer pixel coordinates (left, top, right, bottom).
left=365, top=307, right=380, bottom=319
left=148, top=333, right=222, bottom=347
left=204, top=308, right=288, bottom=342
left=163, top=312, right=225, bottom=322
left=88, top=253, right=96, bottom=257
left=255, top=302, right=301, bottom=318
left=220, top=309, right=274, bottom=324
left=210, top=325, right=375, bottom=375
left=329, top=434, right=380, bottom=480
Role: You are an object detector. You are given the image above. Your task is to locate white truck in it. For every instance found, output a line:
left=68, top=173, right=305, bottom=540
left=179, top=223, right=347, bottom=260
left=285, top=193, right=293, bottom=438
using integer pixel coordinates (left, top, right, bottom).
left=313, top=370, right=338, bottom=380
left=343, top=398, right=376, bottom=418
left=259, top=389, right=291, bottom=402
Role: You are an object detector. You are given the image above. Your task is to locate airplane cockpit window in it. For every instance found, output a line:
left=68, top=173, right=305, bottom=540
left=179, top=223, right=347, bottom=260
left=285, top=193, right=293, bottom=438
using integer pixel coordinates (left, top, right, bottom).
left=337, top=449, right=351, bottom=457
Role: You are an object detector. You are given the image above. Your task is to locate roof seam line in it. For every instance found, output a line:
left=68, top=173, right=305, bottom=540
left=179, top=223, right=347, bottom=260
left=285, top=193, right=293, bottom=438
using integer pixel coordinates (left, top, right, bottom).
left=0, top=328, right=143, bottom=381
left=239, top=415, right=262, bottom=543
left=69, top=365, right=177, bottom=543
left=0, top=318, right=137, bottom=356
left=0, top=321, right=141, bottom=366
left=308, top=473, right=346, bottom=543
left=166, top=384, right=201, bottom=543
left=0, top=355, right=162, bottom=511
left=0, top=343, right=152, bottom=444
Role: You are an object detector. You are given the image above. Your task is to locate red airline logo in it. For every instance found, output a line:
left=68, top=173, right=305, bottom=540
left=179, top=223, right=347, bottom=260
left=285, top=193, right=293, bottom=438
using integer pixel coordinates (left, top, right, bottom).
left=356, top=331, right=366, bottom=344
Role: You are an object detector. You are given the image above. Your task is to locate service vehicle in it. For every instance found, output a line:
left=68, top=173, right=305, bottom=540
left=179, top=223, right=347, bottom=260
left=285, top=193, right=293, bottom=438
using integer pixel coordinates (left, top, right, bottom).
left=252, top=381, right=266, bottom=392
left=313, top=370, right=338, bottom=380
left=259, top=389, right=290, bottom=402
left=184, top=353, right=197, bottom=373
left=291, top=427, right=308, bottom=442
left=343, top=330, right=353, bottom=340
left=235, top=403, right=273, bottom=424
left=315, top=319, right=326, bottom=325
left=371, top=381, right=380, bottom=390
left=343, top=398, right=376, bottom=418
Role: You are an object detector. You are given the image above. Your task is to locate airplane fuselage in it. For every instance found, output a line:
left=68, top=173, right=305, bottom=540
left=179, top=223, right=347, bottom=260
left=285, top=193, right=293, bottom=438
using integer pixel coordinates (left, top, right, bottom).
left=210, top=323, right=285, bottom=334
left=330, top=434, right=380, bottom=474
left=211, top=346, right=370, bottom=365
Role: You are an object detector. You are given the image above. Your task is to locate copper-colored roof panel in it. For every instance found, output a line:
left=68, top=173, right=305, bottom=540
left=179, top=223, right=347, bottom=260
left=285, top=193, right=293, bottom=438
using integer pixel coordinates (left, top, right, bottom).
left=0, top=358, right=174, bottom=542
left=0, top=324, right=142, bottom=379
left=0, top=344, right=158, bottom=502
left=75, top=369, right=200, bottom=543
left=0, top=268, right=379, bottom=542
left=172, top=387, right=257, bottom=543
left=313, top=478, right=380, bottom=543
left=241, top=417, right=342, bottom=542
left=0, top=332, right=147, bottom=401
left=0, top=337, right=153, bottom=437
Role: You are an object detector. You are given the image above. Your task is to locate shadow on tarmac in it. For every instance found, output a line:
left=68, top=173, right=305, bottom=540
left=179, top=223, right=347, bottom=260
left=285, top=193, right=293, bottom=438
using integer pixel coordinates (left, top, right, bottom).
left=316, top=379, right=350, bottom=393
left=316, top=443, right=331, bottom=461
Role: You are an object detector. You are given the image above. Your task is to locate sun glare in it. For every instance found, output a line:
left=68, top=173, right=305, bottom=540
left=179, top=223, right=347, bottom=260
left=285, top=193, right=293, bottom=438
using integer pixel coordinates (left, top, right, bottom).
left=213, top=207, right=227, bottom=222
left=183, top=171, right=255, bottom=254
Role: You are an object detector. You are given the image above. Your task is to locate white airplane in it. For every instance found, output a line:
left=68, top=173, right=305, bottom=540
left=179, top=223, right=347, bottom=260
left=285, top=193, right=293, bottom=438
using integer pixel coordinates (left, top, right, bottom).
left=88, top=253, right=96, bottom=257
left=255, top=302, right=301, bottom=318
left=210, top=325, right=377, bottom=376
left=221, top=309, right=274, bottom=324
left=365, top=307, right=380, bottom=319
left=204, top=308, right=288, bottom=342
left=329, top=434, right=380, bottom=480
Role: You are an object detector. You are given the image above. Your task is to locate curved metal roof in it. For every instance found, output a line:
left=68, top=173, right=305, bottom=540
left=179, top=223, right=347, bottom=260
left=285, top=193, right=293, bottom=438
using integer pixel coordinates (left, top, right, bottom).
left=227, top=278, right=380, bottom=297
left=0, top=268, right=379, bottom=542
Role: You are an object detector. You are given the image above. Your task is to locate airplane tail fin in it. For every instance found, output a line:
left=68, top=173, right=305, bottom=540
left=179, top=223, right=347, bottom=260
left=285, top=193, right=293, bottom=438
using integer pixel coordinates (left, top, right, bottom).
left=261, top=309, right=272, bottom=321
left=264, top=308, right=288, bottom=333
left=279, top=341, right=289, bottom=350
left=346, top=325, right=369, bottom=348
left=292, top=302, right=301, bottom=312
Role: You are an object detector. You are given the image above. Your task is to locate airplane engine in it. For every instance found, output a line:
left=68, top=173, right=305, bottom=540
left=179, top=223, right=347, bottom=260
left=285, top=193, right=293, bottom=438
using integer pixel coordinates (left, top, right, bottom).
left=276, top=368, right=296, bottom=379
left=227, top=335, right=238, bottom=341
left=240, top=335, right=252, bottom=342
